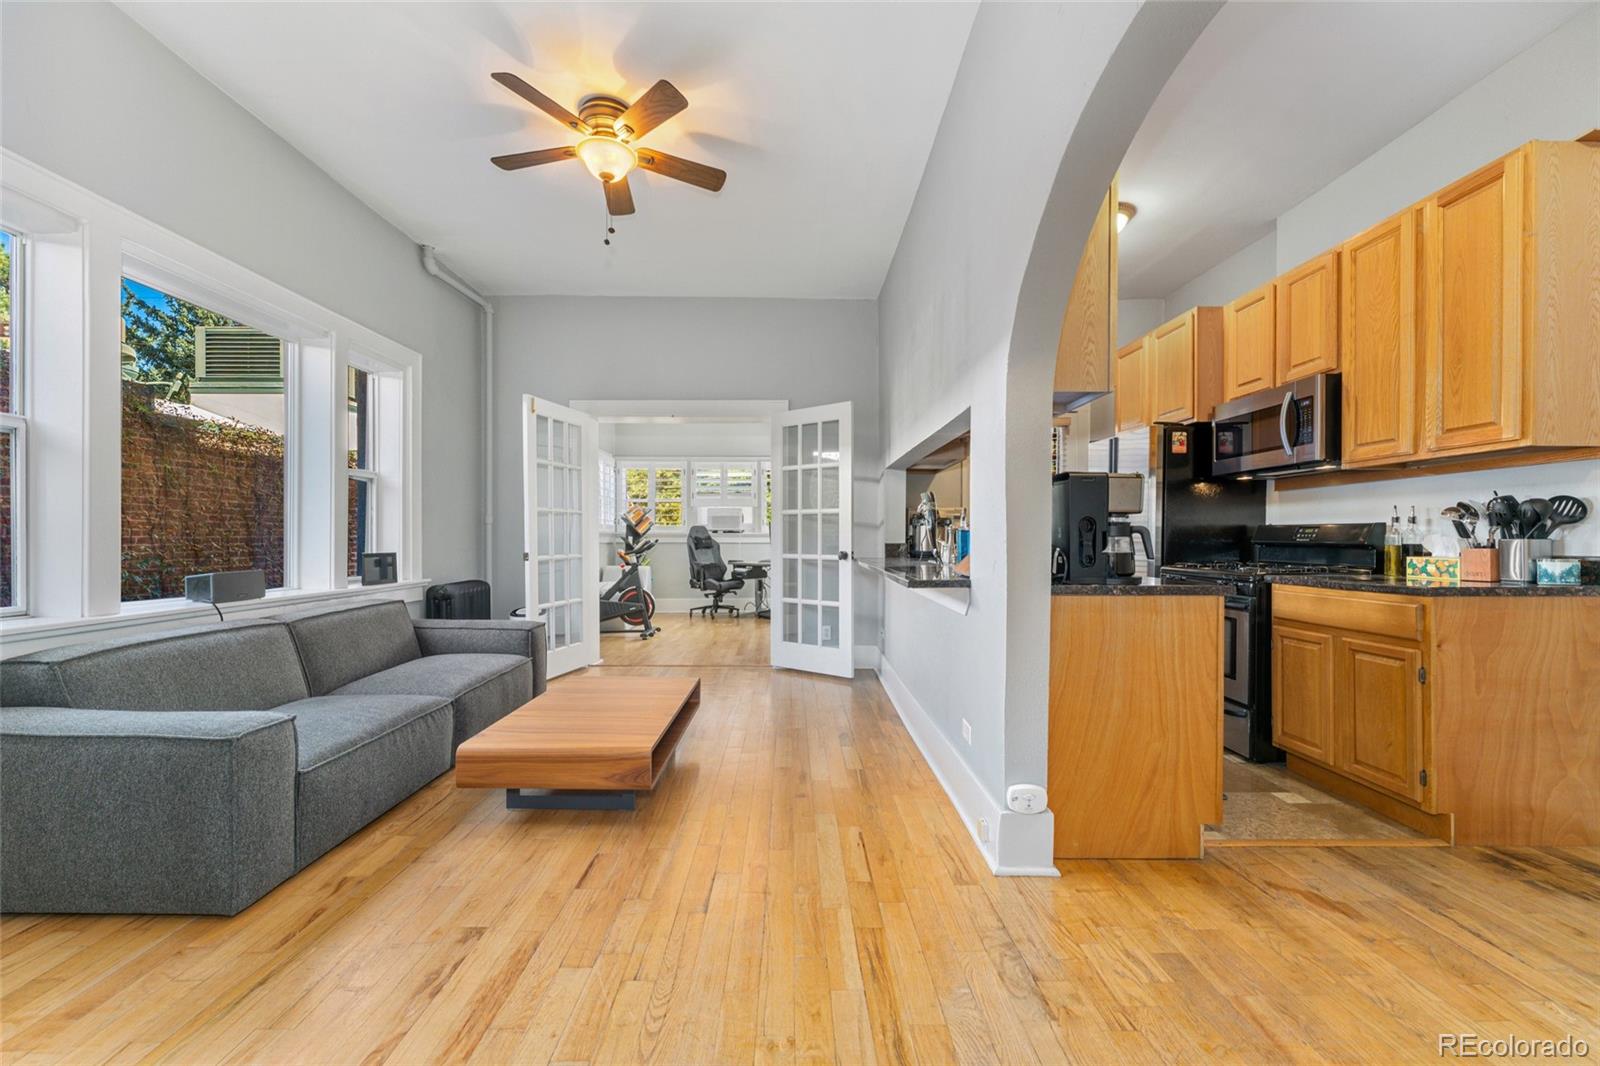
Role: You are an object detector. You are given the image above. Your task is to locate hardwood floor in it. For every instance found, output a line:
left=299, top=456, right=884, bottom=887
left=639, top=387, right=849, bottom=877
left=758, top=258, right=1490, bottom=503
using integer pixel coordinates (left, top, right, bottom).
left=601, top=613, right=770, bottom=667
left=2, top=655, right=1597, bottom=1063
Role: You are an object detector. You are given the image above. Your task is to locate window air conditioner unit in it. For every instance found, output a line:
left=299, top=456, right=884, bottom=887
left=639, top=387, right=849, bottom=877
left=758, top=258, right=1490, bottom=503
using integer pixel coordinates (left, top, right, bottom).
left=192, top=327, right=285, bottom=394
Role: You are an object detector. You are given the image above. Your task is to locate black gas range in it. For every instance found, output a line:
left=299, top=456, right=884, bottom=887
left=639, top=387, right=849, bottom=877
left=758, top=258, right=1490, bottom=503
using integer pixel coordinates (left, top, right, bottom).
left=1160, top=524, right=1384, bottom=761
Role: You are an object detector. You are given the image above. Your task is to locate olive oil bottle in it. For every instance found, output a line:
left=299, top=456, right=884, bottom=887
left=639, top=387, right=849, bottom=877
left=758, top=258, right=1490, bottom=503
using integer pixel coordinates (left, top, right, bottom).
left=1383, top=506, right=1405, bottom=578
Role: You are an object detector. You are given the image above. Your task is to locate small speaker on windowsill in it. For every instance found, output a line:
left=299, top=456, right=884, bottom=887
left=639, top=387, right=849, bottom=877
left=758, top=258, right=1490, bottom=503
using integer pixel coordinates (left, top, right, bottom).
left=184, top=569, right=267, bottom=604
left=361, top=552, right=399, bottom=585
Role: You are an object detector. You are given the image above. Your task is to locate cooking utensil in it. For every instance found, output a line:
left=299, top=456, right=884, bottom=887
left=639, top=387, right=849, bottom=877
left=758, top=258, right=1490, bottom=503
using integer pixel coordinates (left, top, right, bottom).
left=1458, top=500, right=1483, bottom=547
left=1440, top=506, right=1474, bottom=544
left=1486, top=493, right=1520, bottom=540
left=1518, top=498, right=1551, bottom=539
left=1532, top=495, right=1589, bottom=539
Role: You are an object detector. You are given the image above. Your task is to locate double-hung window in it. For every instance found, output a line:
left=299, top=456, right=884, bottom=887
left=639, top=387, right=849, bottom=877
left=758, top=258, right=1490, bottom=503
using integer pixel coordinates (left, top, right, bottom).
left=347, top=365, right=376, bottom=579
left=0, top=228, right=25, bottom=615
left=119, top=275, right=288, bottom=602
left=620, top=461, right=685, bottom=529
left=688, top=459, right=765, bottom=533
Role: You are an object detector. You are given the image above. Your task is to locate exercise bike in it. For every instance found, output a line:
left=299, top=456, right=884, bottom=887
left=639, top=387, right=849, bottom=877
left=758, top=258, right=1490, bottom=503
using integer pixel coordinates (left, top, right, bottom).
left=600, top=505, right=660, bottom=639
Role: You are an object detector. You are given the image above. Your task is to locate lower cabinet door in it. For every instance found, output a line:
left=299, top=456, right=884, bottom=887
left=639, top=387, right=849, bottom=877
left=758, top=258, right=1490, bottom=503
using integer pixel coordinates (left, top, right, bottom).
left=1271, top=624, right=1334, bottom=762
left=1334, top=636, right=1425, bottom=801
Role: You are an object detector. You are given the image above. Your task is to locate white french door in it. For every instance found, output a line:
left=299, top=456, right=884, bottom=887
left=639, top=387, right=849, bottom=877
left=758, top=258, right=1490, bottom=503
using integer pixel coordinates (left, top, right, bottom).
left=522, top=396, right=600, bottom=678
left=770, top=402, right=854, bottom=678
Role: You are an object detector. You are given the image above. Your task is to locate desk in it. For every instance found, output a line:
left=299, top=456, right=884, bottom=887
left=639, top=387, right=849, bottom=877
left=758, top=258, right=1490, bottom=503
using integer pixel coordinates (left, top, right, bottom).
left=728, top=560, right=770, bottom=618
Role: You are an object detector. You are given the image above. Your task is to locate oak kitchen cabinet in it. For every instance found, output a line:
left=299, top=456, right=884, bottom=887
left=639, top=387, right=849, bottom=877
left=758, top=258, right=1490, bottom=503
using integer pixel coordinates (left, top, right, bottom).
left=1275, top=251, right=1340, bottom=383
left=1221, top=253, right=1339, bottom=406
left=1149, top=308, right=1223, bottom=424
left=1054, top=181, right=1117, bottom=401
left=1340, top=209, right=1420, bottom=467
left=1420, top=140, right=1599, bottom=458
left=1220, top=282, right=1276, bottom=402
left=1113, top=336, right=1150, bottom=432
left=1270, top=584, right=1600, bottom=846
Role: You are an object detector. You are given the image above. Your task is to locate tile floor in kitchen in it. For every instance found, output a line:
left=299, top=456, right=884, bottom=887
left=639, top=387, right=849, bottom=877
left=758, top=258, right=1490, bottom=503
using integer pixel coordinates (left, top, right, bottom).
left=1205, top=755, right=1438, bottom=845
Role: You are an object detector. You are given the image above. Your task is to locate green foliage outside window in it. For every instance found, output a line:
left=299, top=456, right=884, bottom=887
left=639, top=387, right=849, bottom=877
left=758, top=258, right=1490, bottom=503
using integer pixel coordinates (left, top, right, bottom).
left=121, top=281, right=240, bottom=403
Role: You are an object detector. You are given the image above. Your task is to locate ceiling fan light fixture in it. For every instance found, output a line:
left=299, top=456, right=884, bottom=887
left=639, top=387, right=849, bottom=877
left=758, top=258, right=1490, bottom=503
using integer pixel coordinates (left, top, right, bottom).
left=1116, top=201, right=1138, bottom=232
left=576, top=135, right=637, bottom=183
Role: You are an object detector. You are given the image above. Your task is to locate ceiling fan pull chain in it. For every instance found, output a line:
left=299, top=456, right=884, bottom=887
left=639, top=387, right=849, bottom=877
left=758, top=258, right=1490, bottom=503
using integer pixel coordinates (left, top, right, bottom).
left=603, top=204, right=613, bottom=246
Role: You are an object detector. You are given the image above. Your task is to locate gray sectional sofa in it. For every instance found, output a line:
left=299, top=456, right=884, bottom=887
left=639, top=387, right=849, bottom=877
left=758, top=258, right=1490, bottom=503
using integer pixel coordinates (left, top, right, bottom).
left=0, top=601, right=545, bottom=916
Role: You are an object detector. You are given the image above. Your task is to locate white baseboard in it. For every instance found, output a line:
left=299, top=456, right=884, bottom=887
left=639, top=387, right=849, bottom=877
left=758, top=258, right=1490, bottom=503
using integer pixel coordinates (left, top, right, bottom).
left=875, top=658, right=1058, bottom=877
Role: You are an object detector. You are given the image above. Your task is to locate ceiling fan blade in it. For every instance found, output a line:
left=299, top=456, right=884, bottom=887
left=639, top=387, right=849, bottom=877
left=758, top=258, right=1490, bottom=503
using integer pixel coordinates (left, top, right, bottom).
left=491, top=72, right=590, bottom=134
left=615, top=79, right=688, bottom=141
left=490, top=146, right=577, bottom=171
left=604, top=176, right=636, bottom=216
left=635, top=148, right=726, bottom=192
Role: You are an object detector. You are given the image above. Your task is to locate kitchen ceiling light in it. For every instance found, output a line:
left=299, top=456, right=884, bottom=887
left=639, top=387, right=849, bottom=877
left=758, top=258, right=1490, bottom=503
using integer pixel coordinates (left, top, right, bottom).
left=1116, top=201, right=1138, bottom=232
left=575, top=135, right=637, bottom=183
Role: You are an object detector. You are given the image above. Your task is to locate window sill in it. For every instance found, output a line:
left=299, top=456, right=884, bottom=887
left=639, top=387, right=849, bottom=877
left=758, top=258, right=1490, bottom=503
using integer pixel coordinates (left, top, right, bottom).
left=0, top=580, right=432, bottom=647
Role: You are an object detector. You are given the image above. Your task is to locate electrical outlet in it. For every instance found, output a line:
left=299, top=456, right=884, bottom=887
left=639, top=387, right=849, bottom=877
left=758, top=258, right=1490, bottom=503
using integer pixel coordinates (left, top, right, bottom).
left=961, top=718, right=972, bottom=745
left=821, top=624, right=832, bottom=642
left=977, top=817, right=990, bottom=842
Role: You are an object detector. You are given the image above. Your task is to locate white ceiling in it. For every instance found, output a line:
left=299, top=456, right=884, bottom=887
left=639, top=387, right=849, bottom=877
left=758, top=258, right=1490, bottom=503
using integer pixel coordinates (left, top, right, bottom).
left=120, top=2, right=977, bottom=298
left=1117, top=1, right=1590, bottom=299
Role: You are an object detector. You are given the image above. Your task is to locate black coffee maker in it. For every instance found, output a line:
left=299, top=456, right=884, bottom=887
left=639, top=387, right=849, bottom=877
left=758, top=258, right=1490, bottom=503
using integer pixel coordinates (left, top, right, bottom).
left=1052, top=472, right=1152, bottom=584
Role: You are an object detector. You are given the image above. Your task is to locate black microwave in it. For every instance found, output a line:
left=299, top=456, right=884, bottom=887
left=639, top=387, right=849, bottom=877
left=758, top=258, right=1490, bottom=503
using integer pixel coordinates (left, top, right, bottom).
left=1212, top=373, right=1340, bottom=477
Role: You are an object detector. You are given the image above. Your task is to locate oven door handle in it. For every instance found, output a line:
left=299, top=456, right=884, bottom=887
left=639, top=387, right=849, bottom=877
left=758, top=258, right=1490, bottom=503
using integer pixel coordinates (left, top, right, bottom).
left=1278, top=390, right=1295, bottom=456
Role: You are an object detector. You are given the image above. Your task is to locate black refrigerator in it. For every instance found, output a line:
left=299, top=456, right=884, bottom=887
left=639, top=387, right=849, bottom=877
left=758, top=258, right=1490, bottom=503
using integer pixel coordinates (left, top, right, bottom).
left=1151, top=422, right=1265, bottom=566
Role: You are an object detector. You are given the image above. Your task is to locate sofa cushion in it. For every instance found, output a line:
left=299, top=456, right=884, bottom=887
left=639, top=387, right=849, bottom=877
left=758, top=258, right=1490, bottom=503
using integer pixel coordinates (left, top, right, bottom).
left=0, top=707, right=297, bottom=915
left=280, top=601, right=421, bottom=696
left=279, top=694, right=452, bottom=869
left=332, top=653, right=532, bottom=750
left=0, top=620, right=309, bottom=711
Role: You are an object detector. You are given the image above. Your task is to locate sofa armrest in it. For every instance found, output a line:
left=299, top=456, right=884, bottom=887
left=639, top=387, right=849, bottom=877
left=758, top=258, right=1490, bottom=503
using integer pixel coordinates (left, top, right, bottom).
left=0, top=708, right=297, bottom=916
left=412, top=619, right=547, bottom=695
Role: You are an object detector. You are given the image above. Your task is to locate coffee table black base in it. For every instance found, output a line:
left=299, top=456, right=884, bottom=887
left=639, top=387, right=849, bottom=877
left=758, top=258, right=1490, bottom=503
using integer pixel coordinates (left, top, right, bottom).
left=505, top=788, right=636, bottom=811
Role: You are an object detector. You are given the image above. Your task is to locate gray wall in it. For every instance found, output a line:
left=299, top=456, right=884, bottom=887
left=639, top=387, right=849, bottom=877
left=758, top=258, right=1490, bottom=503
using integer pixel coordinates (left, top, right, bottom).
left=0, top=1, right=485, bottom=585
left=1161, top=231, right=1276, bottom=314
left=491, top=296, right=879, bottom=636
left=876, top=0, right=1212, bottom=847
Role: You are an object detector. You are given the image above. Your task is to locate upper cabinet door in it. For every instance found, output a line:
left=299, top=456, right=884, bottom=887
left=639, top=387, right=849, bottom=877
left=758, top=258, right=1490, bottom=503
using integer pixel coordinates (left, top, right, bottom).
left=1055, top=183, right=1117, bottom=396
left=1276, top=251, right=1340, bottom=383
left=1113, top=336, right=1149, bottom=432
left=1423, top=150, right=1524, bottom=452
left=1150, top=311, right=1196, bottom=423
left=1341, top=210, right=1419, bottom=466
left=1222, top=282, right=1276, bottom=401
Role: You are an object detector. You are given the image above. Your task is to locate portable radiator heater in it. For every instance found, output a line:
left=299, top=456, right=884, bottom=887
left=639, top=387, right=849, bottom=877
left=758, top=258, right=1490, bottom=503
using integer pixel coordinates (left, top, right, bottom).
left=425, top=580, right=491, bottom=620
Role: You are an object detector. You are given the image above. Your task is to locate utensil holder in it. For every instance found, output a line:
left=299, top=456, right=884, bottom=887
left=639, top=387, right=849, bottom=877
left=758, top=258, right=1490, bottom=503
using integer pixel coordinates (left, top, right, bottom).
left=1460, top=547, right=1500, bottom=583
left=1498, top=539, right=1554, bottom=583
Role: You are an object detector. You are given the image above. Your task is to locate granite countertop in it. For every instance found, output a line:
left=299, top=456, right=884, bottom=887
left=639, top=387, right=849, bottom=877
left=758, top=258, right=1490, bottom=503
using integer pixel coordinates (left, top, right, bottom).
left=1267, top=573, right=1600, bottom=597
left=854, top=556, right=971, bottom=589
left=1052, top=578, right=1226, bottom=596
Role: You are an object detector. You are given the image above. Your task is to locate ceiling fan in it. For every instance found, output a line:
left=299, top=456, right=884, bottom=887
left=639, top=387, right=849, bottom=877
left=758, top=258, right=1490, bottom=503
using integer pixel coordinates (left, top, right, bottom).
left=489, top=73, right=727, bottom=221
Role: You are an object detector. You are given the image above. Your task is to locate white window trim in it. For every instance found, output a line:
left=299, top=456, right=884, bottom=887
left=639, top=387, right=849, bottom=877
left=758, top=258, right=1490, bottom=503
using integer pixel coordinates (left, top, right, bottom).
left=1, top=225, right=27, bottom=617
left=0, top=150, right=426, bottom=643
left=0, top=413, right=26, bottom=618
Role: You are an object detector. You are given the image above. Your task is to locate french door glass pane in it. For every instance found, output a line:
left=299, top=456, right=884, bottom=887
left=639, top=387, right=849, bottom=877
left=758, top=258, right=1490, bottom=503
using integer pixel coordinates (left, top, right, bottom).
left=820, top=559, right=839, bottom=601
left=821, top=605, right=840, bottom=648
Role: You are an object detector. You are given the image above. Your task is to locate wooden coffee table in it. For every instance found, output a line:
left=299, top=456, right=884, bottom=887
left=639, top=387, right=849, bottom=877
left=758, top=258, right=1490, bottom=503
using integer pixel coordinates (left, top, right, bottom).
left=455, top=676, right=701, bottom=810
